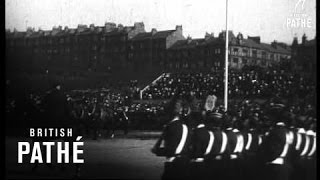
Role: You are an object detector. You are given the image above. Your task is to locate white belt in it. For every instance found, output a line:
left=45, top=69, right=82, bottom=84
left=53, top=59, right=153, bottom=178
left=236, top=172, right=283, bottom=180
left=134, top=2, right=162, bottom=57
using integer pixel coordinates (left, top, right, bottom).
left=295, top=133, right=302, bottom=150
left=215, top=155, right=223, bottom=160
left=245, top=133, right=252, bottom=150
left=307, top=137, right=316, bottom=157
left=166, top=157, right=176, bottom=162
left=301, top=135, right=310, bottom=156
left=269, top=157, right=284, bottom=165
left=175, top=124, right=188, bottom=155
left=191, top=158, right=204, bottom=162
left=230, top=154, right=238, bottom=159
left=205, top=131, right=214, bottom=155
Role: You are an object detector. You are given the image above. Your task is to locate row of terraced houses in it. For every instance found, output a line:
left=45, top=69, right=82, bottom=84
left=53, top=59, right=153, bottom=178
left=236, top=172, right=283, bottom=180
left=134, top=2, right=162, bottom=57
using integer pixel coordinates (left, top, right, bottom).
left=6, top=22, right=315, bottom=77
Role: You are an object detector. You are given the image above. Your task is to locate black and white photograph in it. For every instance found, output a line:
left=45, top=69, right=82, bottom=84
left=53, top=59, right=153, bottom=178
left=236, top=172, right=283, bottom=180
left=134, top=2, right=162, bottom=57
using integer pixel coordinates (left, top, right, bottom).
left=5, top=0, right=317, bottom=179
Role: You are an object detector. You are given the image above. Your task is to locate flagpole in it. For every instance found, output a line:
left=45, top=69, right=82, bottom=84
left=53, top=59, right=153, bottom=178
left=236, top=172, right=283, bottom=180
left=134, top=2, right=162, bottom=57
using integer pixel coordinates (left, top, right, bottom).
left=224, top=0, right=229, bottom=112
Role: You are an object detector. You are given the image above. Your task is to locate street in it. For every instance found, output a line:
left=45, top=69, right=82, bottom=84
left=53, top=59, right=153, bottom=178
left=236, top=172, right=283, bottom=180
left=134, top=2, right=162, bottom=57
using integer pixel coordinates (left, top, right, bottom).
left=6, top=134, right=164, bottom=179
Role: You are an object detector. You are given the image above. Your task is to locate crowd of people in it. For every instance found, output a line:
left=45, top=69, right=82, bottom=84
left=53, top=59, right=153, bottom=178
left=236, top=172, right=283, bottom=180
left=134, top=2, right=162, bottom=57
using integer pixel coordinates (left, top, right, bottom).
left=152, top=92, right=316, bottom=180
left=5, top=65, right=317, bottom=179
left=5, top=84, right=168, bottom=138
left=142, top=66, right=316, bottom=102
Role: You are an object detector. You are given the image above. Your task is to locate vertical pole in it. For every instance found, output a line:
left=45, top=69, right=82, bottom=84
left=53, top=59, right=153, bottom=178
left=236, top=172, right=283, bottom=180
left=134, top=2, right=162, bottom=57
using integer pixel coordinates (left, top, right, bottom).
left=224, top=0, right=229, bottom=112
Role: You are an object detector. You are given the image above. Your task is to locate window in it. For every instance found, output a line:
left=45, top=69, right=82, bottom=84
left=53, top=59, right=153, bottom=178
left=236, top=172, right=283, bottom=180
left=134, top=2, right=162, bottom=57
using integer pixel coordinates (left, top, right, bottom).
left=252, top=50, right=257, bottom=57
left=270, top=54, right=274, bottom=60
left=243, top=49, right=248, bottom=56
left=242, top=59, right=247, bottom=64
left=233, top=48, right=239, bottom=55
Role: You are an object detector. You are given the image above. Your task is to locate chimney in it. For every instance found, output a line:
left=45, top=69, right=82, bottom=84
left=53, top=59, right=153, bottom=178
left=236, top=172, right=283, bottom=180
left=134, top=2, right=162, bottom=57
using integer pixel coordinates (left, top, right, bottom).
left=271, top=40, right=277, bottom=48
left=104, top=22, right=116, bottom=32
left=187, top=36, right=192, bottom=44
left=77, top=24, right=88, bottom=32
left=90, top=24, right=95, bottom=31
left=64, top=26, right=69, bottom=32
left=97, top=27, right=103, bottom=32
left=302, top=33, right=307, bottom=44
left=151, top=28, right=157, bottom=35
left=292, top=37, right=298, bottom=47
left=26, top=27, right=34, bottom=35
left=248, top=36, right=260, bottom=44
left=134, top=22, right=145, bottom=31
left=176, top=25, right=182, bottom=31
left=204, top=32, right=214, bottom=40
left=118, top=24, right=124, bottom=31
left=205, top=32, right=210, bottom=40
left=219, top=31, right=227, bottom=40
left=237, top=32, right=244, bottom=44
left=175, top=25, right=182, bottom=35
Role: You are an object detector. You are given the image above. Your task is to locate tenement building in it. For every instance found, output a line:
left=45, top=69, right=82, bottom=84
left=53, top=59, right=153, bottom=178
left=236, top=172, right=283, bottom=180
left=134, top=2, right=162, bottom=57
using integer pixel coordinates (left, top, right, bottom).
left=6, top=22, right=295, bottom=78
left=167, top=31, right=292, bottom=72
left=128, top=25, right=185, bottom=73
left=291, top=34, right=316, bottom=75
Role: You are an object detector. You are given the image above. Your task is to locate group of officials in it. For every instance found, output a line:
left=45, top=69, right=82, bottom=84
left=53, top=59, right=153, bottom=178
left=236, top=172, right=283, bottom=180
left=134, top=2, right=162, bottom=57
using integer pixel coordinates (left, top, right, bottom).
left=152, top=93, right=316, bottom=180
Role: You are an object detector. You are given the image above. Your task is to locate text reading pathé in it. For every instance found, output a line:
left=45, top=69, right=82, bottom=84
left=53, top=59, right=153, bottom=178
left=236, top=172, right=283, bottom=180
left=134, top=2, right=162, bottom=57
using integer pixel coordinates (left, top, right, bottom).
left=18, top=128, right=84, bottom=164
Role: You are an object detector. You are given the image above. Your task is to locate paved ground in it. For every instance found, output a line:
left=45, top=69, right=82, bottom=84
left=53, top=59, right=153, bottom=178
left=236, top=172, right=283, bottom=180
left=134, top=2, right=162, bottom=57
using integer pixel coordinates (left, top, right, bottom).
left=5, top=131, right=165, bottom=180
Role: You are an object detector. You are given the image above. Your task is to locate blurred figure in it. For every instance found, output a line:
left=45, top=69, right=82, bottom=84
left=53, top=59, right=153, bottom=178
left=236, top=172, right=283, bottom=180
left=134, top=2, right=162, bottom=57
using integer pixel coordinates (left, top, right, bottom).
left=258, top=106, right=291, bottom=180
left=118, top=106, right=130, bottom=135
left=151, top=97, right=192, bottom=180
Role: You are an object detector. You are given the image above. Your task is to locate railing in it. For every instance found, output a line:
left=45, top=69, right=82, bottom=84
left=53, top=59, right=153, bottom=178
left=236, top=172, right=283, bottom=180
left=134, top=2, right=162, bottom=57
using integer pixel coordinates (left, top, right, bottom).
left=139, top=72, right=169, bottom=100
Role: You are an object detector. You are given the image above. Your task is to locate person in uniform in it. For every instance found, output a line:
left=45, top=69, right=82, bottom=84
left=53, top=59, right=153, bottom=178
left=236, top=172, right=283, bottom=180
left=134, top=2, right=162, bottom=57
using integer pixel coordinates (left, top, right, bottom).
left=204, top=111, right=228, bottom=180
left=118, top=106, right=130, bottom=135
left=241, top=115, right=263, bottom=180
left=224, top=116, right=245, bottom=180
left=188, top=112, right=210, bottom=180
left=304, top=120, right=316, bottom=180
left=151, top=97, right=192, bottom=180
left=91, top=101, right=101, bottom=140
left=258, top=106, right=291, bottom=180
left=32, top=83, right=81, bottom=178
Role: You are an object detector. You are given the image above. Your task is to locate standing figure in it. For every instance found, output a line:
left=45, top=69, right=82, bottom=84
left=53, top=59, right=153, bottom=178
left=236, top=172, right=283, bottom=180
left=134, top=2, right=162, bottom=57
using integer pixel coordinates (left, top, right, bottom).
left=204, top=111, right=228, bottom=180
left=31, top=83, right=81, bottom=178
left=258, top=111, right=292, bottom=180
left=118, top=106, right=130, bottom=135
left=188, top=112, right=210, bottom=180
left=151, top=98, right=192, bottom=180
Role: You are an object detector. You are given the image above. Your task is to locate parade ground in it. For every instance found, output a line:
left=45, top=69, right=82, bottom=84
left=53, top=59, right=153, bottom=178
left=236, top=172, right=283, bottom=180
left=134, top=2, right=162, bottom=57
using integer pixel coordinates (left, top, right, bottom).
left=5, top=131, right=164, bottom=180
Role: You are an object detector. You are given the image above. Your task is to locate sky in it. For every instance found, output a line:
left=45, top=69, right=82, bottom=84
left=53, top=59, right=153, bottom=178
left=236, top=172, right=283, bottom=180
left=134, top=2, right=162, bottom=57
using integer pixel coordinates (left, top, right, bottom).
left=5, top=0, right=316, bottom=44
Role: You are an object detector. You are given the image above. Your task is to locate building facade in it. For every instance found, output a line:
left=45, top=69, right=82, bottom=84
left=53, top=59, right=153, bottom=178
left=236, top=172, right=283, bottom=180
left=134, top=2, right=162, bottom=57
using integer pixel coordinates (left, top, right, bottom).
left=166, top=31, right=292, bottom=72
left=128, top=25, right=185, bottom=73
left=291, top=34, right=316, bottom=74
left=6, top=22, right=146, bottom=77
left=6, top=22, right=294, bottom=80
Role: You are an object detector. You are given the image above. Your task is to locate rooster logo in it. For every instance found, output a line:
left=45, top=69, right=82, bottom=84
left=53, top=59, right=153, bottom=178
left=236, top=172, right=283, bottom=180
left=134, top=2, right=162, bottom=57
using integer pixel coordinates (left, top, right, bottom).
left=295, top=0, right=306, bottom=13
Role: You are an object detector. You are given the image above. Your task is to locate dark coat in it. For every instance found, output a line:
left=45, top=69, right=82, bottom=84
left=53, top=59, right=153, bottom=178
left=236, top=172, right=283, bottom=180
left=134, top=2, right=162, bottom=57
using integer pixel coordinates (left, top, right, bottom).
left=152, top=118, right=192, bottom=158
left=42, top=89, right=69, bottom=127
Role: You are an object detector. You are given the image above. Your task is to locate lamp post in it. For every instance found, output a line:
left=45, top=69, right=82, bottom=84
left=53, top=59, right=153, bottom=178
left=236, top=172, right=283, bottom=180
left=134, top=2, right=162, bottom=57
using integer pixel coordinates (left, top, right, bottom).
left=224, top=0, right=229, bottom=112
